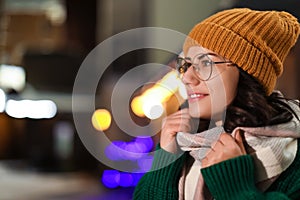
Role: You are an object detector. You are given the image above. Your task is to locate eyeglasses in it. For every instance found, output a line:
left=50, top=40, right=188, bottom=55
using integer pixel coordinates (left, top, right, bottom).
left=176, top=53, right=235, bottom=81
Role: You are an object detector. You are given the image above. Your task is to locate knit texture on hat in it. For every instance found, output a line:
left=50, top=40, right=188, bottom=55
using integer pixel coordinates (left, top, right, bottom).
left=183, top=8, right=300, bottom=95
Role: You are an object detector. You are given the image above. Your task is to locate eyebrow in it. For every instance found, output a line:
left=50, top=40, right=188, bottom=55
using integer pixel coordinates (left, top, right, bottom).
left=183, top=57, right=192, bottom=61
left=185, top=53, right=223, bottom=60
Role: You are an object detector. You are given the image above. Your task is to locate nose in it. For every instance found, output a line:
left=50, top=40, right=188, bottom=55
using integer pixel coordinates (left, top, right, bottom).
left=182, top=65, right=200, bottom=86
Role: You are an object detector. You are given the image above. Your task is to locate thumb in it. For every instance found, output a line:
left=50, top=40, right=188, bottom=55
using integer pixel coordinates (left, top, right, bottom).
left=235, top=130, right=246, bottom=154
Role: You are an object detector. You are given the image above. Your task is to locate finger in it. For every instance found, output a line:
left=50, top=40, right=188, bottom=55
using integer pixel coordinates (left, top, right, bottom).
left=170, top=108, right=190, bottom=116
left=218, top=133, right=244, bottom=154
left=235, top=130, right=247, bottom=154
left=218, top=133, right=236, bottom=145
left=162, top=113, right=190, bottom=125
left=210, top=140, right=218, bottom=151
left=204, top=148, right=214, bottom=160
left=163, top=116, right=192, bottom=127
left=201, top=156, right=209, bottom=168
left=165, top=113, right=191, bottom=123
left=179, top=108, right=189, bottom=113
left=211, top=139, right=225, bottom=152
left=202, top=149, right=215, bottom=168
left=162, top=120, right=192, bottom=135
left=162, top=115, right=192, bottom=131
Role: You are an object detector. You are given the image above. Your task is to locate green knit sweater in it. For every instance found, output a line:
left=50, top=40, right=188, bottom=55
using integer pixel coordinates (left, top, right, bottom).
left=133, top=139, right=300, bottom=200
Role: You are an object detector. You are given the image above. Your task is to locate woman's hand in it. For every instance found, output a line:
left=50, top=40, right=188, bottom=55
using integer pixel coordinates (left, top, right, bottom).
left=202, top=130, right=246, bottom=168
left=160, top=108, right=193, bottom=153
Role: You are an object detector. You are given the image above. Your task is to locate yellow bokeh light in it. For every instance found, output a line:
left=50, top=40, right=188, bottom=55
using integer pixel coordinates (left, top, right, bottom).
left=92, top=109, right=112, bottom=131
left=159, top=70, right=180, bottom=92
left=131, top=96, right=145, bottom=117
left=130, top=70, right=186, bottom=118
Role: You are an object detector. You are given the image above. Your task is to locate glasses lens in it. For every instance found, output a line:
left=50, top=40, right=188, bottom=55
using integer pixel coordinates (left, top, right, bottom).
left=176, top=58, right=187, bottom=75
left=193, top=54, right=212, bottom=81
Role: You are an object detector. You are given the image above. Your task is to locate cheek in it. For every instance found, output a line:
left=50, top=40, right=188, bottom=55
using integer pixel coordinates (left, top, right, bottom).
left=224, top=85, right=237, bottom=104
left=207, top=77, right=238, bottom=116
left=224, top=73, right=239, bottom=104
left=186, top=68, right=239, bottom=119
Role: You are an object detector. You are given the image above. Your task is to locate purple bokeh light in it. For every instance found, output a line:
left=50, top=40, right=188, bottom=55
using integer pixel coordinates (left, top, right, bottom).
left=101, top=170, right=120, bottom=189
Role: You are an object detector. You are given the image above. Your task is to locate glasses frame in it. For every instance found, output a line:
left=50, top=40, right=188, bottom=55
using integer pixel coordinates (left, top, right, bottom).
left=176, top=53, right=235, bottom=81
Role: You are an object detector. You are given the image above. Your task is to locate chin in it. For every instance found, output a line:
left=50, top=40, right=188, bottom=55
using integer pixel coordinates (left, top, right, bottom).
left=188, top=107, right=210, bottom=119
left=189, top=106, right=211, bottom=119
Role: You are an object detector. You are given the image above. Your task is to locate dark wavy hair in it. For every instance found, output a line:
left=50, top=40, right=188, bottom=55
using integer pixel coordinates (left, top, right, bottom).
left=223, top=68, right=299, bottom=133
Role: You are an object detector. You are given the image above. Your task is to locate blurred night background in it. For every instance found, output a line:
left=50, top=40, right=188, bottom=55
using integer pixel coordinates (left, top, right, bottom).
left=0, top=0, right=299, bottom=199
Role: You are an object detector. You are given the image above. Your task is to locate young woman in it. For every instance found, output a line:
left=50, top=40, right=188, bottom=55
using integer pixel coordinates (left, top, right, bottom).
left=133, top=8, right=300, bottom=199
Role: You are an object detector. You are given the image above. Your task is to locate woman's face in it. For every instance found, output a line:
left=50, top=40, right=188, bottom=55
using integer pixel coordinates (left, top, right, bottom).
left=182, top=46, right=240, bottom=121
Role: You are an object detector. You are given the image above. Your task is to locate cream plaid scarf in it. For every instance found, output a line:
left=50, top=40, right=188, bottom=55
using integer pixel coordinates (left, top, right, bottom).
left=176, top=100, right=300, bottom=200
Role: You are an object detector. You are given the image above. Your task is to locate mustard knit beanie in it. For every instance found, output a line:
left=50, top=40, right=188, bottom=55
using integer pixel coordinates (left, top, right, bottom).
left=183, top=8, right=300, bottom=95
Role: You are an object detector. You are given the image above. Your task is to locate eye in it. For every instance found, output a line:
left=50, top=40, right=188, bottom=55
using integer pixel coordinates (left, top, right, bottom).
left=200, top=59, right=212, bottom=67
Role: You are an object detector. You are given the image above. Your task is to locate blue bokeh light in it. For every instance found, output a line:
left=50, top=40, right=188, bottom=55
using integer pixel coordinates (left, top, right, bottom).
left=102, top=136, right=154, bottom=188
left=104, top=140, right=127, bottom=161
left=134, top=136, right=154, bottom=152
left=105, top=137, right=154, bottom=161
left=119, top=172, right=134, bottom=187
left=124, top=142, right=145, bottom=160
left=101, top=170, right=146, bottom=188
left=102, top=170, right=120, bottom=189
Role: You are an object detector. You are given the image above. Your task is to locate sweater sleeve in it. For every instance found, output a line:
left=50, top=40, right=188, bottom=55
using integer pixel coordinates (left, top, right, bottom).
left=133, top=144, right=187, bottom=200
left=201, top=155, right=291, bottom=200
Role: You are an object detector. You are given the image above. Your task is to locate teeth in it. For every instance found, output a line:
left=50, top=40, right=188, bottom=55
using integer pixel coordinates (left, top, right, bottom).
left=190, top=94, right=203, bottom=98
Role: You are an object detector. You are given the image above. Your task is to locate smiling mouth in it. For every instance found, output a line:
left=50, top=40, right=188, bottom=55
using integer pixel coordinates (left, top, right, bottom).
left=189, top=93, right=208, bottom=100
